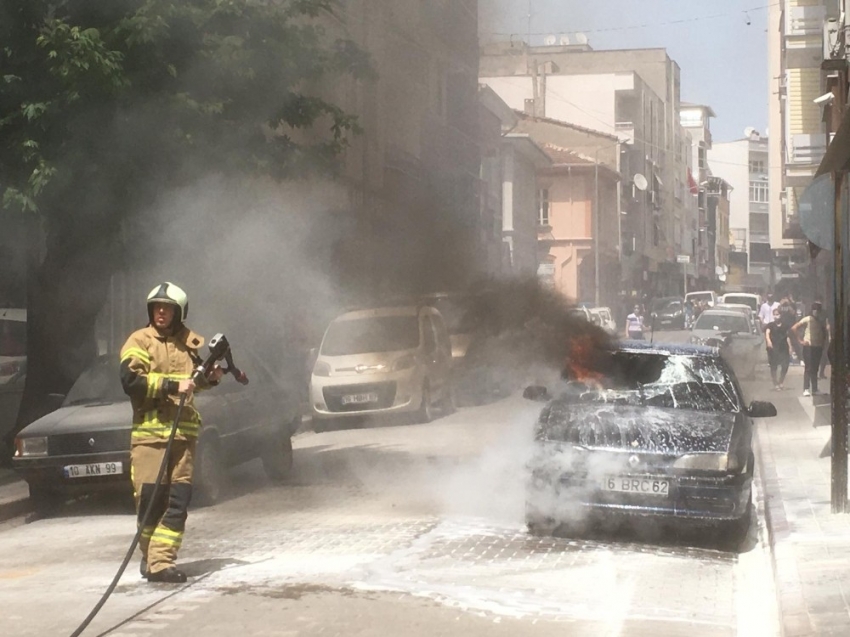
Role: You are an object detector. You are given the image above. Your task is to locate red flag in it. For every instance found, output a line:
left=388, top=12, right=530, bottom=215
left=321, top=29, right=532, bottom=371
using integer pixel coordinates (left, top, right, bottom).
left=687, top=168, right=699, bottom=195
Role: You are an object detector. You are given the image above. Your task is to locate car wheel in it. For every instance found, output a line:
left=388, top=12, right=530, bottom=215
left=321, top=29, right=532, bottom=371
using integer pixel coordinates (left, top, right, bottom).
left=29, top=485, right=63, bottom=516
left=416, top=382, right=434, bottom=424
left=261, top=426, right=294, bottom=483
left=440, top=384, right=456, bottom=416
left=526, top=516, right=558, bottom=537
left=194, top=435, right=225, bottom=507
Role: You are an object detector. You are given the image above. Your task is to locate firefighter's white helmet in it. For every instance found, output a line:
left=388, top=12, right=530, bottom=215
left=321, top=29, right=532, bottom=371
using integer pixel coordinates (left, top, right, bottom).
left=147, top=282, right=189, bottom=323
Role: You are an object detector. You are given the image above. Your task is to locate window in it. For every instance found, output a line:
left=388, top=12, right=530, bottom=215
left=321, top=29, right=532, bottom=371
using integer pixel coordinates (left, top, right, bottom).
left=749, top=213, right=769, bottom=235
left=750, top=242, right=772, bottom=264
left=698, top=142, right=707, bottom=170
left=749, top=181, right=769, bottom=203
left=749, top=159, right=766, bottom=174
left=537, top=188, right=550, bottom=226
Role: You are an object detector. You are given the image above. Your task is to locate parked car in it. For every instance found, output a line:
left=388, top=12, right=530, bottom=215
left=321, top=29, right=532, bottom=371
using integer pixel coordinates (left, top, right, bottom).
left=524, top=341, right=776, bottom=542
left=685, top=290, right=717, bottom=308
left=0, top=308, right=27, bottom=457
left=13, top=351, right=301, bottom=511
left=650, top=297, right=685, bottom=330
left=588, top=307, right=617, bottom=336
left=310, top=306, right=454, bottom=426
left=689, top=308, right=764, bottom=380
left=719, top=293, right=760, bottom=313
left=419, top=292, right=478, bottom=362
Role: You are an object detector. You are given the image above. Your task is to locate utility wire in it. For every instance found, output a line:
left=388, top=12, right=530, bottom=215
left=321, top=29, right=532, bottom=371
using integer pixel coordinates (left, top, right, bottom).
left=482, top=2, right=780, bottom=37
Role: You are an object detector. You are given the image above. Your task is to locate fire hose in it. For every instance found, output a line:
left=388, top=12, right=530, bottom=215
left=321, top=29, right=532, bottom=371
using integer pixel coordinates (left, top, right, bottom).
left=69, top=334, right=248, bottom=637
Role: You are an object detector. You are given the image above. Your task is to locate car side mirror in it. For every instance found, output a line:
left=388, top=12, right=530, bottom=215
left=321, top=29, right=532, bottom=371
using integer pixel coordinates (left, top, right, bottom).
left=47, top=393, right=66, bottom=409
left=748, top=400, right=777, bottom=418
left=523, top=385, right=550, bottom=402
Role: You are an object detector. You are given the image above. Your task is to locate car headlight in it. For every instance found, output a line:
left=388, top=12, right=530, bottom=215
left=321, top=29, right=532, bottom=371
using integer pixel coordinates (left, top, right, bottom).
left=312, top=361, right=331, bottom=377
left=673, top=453, right=728, bottom=471
left=393, top=354, right=416, bottom=372
left=15, top=436, right=48, bottom=457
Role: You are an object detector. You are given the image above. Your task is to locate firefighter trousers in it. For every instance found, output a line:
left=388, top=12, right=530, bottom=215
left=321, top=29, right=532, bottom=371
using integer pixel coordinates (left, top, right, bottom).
left=130, top=439, right=195, bottom=575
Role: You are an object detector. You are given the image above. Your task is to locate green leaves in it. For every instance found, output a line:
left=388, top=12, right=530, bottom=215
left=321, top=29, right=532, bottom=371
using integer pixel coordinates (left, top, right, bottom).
left=0, top=0, right=369, bottom=220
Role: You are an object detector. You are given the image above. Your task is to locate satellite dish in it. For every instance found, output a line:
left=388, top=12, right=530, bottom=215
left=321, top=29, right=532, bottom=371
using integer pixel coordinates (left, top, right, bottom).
left=744, top=127, right=758, bottom=139
left=633, top=174, right=649, bottom=191
left=575, top=33, right=589, bottom=45
left=544, top=35, right=557, bottom=45
left=715, top=266, right=725, bottom=276
left=559, top=34, right=571, bottom=45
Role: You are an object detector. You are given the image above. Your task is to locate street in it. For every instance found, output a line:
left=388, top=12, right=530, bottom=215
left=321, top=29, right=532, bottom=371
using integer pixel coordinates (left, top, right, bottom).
left=0, top=332, right=782, bottom=637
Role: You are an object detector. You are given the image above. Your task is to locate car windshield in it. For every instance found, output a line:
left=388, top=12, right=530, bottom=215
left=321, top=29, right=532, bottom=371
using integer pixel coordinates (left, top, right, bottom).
left=0, top=319, right=26, bottom=357
left=694, top=313, right=750, bottom=333
left=65, top=358, right=127, bottom=405
left=724, top=296, right=758, bottom=311
left=321, top=316, right=420, bottom=356
left=558, top=352, right=740, bottom=413
left=429, top=298, right=475, bottom=335
left=653, top=300, right=681, bottom=313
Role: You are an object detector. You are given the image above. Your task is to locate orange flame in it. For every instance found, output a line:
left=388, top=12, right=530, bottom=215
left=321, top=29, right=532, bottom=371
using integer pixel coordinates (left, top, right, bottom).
left=565, top=335, right=605, bottom=385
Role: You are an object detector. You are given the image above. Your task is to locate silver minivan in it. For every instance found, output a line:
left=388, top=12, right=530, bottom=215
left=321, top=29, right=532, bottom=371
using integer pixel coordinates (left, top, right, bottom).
left=310, top=306, right=454, bottom=425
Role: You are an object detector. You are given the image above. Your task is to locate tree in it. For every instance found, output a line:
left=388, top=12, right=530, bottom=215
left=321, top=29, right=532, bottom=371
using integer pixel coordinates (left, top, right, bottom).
left=0, top=0, right=369, bottom=450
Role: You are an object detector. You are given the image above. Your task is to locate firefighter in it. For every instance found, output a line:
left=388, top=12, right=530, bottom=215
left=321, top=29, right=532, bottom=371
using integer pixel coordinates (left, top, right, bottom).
left=119, top=282, right=223, bottom=583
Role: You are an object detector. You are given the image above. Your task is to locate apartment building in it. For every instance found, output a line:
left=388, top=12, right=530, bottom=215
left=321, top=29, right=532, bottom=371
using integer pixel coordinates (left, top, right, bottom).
left=710, top=131, right=772, bottom=287
left=767, top=0, right=836, bottom=281
left=480, top=41, right=693, bottom=298
left=679, top=104, right=715, bottom=288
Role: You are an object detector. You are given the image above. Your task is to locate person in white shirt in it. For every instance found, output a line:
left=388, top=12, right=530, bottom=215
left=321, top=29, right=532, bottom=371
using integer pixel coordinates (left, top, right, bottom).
left=758, top=294, right=779, bottom=329
left=625, top=305, right=645, bottom=340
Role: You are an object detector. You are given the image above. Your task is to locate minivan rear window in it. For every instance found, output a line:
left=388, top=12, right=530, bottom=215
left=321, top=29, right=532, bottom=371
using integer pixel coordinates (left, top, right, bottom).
left=0, top=319, right=26, bottom=357
left=322, top=317, right=420, bottom=356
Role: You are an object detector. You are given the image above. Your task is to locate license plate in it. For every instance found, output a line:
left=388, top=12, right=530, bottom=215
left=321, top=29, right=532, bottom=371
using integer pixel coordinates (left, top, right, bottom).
left=63, top=462, right=123, bottom=479
left=341, top=392, right=379, bottom=405
left=602, top=476, right=670, bottom=496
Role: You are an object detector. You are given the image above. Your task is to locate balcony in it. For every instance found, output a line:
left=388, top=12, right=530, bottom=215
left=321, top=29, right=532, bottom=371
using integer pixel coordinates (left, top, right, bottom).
left=787, top=134, right=827, bottom=167
left=615, top=121, right=635, bottom=144
left=785, top=5, right=827, bottom=38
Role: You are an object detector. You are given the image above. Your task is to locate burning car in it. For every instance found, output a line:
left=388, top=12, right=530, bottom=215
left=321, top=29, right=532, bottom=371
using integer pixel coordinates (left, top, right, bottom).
left=524, top=341, right=776, bottom=541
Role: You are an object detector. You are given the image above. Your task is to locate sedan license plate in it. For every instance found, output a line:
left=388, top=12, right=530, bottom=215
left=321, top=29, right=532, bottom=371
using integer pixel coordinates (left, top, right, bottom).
left=64, top=462, right=123, bottom=479
left=602, top=476, right=670, bottom=497
left=341, top=392, right=379, bottom=405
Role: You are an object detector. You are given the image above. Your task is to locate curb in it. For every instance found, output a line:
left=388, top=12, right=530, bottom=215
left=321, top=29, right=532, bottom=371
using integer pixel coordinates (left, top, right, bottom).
left=0, top=493, right=31, bottom=523
left=753, top=425, right=786, bottom=637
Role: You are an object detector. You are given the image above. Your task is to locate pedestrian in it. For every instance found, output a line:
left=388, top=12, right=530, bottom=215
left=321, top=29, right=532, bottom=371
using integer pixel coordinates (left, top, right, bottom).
left=119, top=282, right=223, bottom=583
left=790, top=301, right=829, bottom=397
left=684, top=300, right=694, bottom=329
left=758, top=293, right=779, bottom=330
left=765, top=307, right=792, bottom=391
left=625, top=305, right=645, bottom=340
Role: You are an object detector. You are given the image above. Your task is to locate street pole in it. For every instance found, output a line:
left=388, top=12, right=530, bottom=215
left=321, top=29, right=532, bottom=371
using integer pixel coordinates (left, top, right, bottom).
left=594, top=152, right=600, bottom=307
left=832, top=170, right=848, bottom=514
left=683, top=262, right=687, bottom=297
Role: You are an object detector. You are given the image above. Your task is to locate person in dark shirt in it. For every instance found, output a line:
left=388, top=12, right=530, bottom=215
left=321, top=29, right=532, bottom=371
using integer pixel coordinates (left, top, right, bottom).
left=765, top=308, right=792, bottom=390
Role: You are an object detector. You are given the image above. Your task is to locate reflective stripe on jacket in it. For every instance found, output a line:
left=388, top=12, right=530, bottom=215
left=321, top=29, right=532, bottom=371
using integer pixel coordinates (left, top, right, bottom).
left=119, top=325, right=210, bottom=444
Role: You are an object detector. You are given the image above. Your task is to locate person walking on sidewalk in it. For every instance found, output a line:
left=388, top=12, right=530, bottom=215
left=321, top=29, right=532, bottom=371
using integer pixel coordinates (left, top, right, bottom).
left=765, top=307, right=792, bottom=390
left=119, top=282, right=223, bottom=584
left=759, top=293, right=779, bottom=330
left=791, top=301, right=828, bottom=397
left=625, top=305, right=645, bottom=340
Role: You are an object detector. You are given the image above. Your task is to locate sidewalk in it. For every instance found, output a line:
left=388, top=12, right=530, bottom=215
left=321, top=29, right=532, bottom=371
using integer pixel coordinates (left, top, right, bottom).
left=0, top=467, right=30, bottom=522
left=755, top=365, right=850, bottom=636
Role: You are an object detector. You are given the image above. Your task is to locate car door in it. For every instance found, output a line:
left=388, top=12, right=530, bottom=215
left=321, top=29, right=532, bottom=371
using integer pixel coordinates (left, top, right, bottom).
left=430, top=312, right=454, bottom=392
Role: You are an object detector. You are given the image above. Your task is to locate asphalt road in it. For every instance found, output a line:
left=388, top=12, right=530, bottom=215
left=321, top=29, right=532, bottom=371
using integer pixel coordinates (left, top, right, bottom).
left=0, top=329, right=781, bottom=637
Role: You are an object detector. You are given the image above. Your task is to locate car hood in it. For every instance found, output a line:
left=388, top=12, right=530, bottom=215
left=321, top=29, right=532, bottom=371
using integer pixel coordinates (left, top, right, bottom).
left=319, top=350, right=413, bottom=376
left=537, top=402, right=736, bottom=454
left=18, top=395, right=216, bottom=437
left=19, top=401, right=132, bottom=436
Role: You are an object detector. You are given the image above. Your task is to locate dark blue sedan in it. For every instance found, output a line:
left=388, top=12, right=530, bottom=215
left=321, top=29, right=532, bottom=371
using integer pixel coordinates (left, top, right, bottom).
left=525, top=342, right=776, bottom=541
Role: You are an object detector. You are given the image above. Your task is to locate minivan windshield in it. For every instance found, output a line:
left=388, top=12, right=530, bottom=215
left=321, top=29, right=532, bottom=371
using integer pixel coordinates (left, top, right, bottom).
left=322, top=316, right=420, bottom=356
left=694, top=313, right=750, bottom=333
left=686, top=292, right=714, bottom=304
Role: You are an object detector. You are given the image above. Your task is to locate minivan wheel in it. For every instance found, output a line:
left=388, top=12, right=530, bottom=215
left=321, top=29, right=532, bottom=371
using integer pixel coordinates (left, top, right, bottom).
left=416, top=382, right=434, bottom=424
left=194, top=436, right=225, bottom=507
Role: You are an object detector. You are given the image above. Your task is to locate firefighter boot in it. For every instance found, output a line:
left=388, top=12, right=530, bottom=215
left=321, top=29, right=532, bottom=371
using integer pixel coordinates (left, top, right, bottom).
left=140, top=558, right=148, bottom=579
left=147, top=567, right=187, bottom=584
